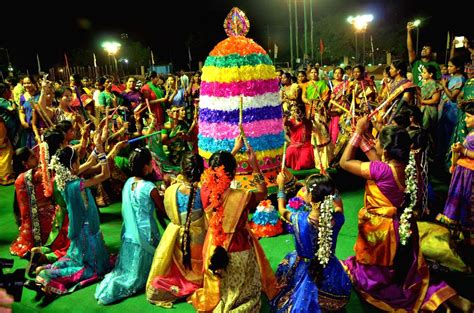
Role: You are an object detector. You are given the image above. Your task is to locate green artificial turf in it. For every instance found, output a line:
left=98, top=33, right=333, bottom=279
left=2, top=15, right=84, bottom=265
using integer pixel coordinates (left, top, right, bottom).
left=0, top=177, right=381, bottom=312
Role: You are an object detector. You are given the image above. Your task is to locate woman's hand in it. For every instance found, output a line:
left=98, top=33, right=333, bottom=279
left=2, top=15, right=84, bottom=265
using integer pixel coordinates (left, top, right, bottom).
left=451, top=142, right=464, bottom=154
left=247, top=146, right=260, bottom=172
left=355, top=115, right=370, bottom=133
left=231, top=134, right=244, bottom=155
left=276, top=172, right=286, bottom=189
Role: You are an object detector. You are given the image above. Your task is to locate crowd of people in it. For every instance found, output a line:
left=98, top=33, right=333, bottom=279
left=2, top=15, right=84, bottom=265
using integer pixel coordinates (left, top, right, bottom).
left=0, top=20, right=473, bottom=312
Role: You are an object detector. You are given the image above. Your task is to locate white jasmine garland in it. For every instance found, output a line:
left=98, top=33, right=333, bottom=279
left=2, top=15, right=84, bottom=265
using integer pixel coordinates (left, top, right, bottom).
left=50, top=155, right=79, bottom=191
left=316, top=195, right=334, bottom=267
left=399, top=152, right=418, bottom=245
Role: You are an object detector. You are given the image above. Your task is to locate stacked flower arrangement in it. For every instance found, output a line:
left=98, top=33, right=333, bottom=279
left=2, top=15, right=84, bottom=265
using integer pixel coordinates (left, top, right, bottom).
left=198, top=7, right=284, bottom=189
left=249, top=199, right=283, bottom=238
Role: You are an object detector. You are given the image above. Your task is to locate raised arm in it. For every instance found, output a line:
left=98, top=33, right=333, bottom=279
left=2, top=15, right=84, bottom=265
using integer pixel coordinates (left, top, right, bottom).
left=276, top=172, right=292, bottom=223
left=406, top=22, right=416, bottom=64
left=339, top=116, right=371, bottom=177
left=247, top=145, right=267, bottom=203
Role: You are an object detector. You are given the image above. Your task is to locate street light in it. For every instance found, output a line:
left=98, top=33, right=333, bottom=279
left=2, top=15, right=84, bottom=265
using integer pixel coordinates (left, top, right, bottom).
left=413, top=19, right=421, bottom=56
left=101, top=41, right=121, bottom=79
left=347, top=14, right=373, bottom=65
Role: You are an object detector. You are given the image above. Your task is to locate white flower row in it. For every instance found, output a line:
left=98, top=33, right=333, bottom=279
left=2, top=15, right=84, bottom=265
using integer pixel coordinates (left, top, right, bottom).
left=199, top=93, right=281, bottom=111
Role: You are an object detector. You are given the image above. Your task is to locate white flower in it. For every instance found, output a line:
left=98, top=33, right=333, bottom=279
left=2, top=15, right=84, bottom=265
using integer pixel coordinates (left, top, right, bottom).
left=399, top=152, right=418, bottom=245
left=316, top=195, right=335, bottom=267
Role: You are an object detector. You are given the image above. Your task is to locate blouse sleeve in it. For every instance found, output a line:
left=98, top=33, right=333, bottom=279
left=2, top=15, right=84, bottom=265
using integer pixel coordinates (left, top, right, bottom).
left=368, top=161, right=391, bottom=182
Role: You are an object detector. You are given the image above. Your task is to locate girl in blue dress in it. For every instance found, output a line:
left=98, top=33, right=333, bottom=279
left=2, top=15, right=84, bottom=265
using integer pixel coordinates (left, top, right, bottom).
left=95, top=147, right=164, bottom=304
left=271, top=173, right=352, bottom=312
left=36, top=129, right=111, bottom=296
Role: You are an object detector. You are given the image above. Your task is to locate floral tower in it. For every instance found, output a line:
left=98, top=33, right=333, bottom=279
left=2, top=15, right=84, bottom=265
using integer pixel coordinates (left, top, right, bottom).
left=198, top=7, right=284, bottom=189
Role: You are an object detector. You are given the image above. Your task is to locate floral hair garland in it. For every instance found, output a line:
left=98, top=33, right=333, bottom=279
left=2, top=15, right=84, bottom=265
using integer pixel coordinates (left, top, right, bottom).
left=399, top=151, right=418, bottom=245
left=50, top=155, right=79, bottom=192
left=39, top=141, right=53, bottom=197
left=316, top=195, right=335, bottom=267
left=203, top=165, right=232, bottom=247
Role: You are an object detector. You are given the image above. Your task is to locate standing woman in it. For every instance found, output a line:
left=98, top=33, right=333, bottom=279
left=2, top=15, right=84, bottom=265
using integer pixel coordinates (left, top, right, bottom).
left=95, top=147, right=163, bottom=305
left=35, top=127, right=111, bottom=296
left=146, top=152, right=205, bottom=307
left=437, top=56, right=466, bottom=171
left=191, top=137, right=278, bottom=312
left=18, top=76, right=40, bottom=148
left=340, top=117, right=470, bottom=312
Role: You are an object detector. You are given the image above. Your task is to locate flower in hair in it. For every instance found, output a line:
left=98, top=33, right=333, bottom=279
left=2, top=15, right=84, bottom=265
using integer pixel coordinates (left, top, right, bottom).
left=50, top=155, right=79, bottom=191
left=316, top=195, right=335, bottom=267
left=203, top=165, right=232, bottom=246
left=399, top=151, right=417, bottom=245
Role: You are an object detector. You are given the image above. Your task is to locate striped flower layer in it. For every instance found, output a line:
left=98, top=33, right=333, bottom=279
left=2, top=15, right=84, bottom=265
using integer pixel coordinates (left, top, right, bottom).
left=198, top=35, right=284, bottom=177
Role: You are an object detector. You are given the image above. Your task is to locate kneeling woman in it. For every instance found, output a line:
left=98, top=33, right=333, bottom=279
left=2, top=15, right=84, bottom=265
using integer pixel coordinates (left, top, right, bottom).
left=36, top=131, right=111, bottom=295
left=95, top=147, right=163, bottom=304
left=271, top=172, right=351, bottom=312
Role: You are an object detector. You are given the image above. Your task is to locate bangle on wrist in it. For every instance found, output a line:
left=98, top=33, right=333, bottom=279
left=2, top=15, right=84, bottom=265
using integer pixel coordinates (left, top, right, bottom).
left=277, top=190, right=286, bottom=200
left=349, top=132, right=362, bottom=148
left=464, top=148, right=468, bottom=156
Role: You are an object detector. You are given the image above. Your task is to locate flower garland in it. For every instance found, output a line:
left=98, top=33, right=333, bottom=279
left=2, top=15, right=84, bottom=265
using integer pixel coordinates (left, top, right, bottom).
left=39, top=142, right=53, bottom=197
left=399, top=151, right=418, bottom=245
left=203, top=165, right=232, bottom=247
left=24, top=169, right=42, bottom=246
left=50, top=155, right=79, bottom=192
left=316, top=195, right=335, bottom=267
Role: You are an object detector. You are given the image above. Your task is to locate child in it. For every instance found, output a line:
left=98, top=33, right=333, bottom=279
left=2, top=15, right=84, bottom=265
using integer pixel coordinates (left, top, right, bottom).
left=271, top=173, right=351, bottom=312
left=95, top=147, right=164, bottom=304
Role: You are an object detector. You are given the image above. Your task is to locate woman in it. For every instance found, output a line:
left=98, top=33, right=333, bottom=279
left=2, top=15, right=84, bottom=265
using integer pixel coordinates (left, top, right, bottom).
left=438, top=103, right=474, bottom=248
left=339, top=117, right=470, bottom=311
left=18, top=76, right=40, bottom=148
left=271, top=173, right=351, bottom=312
left=95, top=147, right=163, bottom=305
left=146, top=152, right=205, bottom=307
left=35, top=127, right=111, bottom=296
left=190, top=138, right=278, bottom=312
left=328, top=67, right=349, bottom=145
left=0, top=116, right=14, bottom=185
left=284, top=105, right=315, bottom=170
left=437, top=57, right=466, bottom=171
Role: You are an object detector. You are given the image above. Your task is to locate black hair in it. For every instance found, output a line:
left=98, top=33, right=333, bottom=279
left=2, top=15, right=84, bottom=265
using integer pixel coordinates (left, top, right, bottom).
left=353, top=64, right=365, bottom=74
left=56, top=146, right=78, bottom=170
left=13, top=147, right=33, bottom=177
left=424, top=64, right=437, bottom=76
left=305, top=174, right=336, bottom=286
left=449, top=56, right=465, bottom=74
left=54, top=86, right=73, bottom=102
left=391, top=60, right=408, bottom=78
left=384, top=66, right=391, bottom=76
left=55, top=120, right=74, bottom=135
left=43, top=129, right=65, bottom=157
left=0, top=83, right=8, bottom=97
left=464, top=102, right=474, bottom=114
left=408, top=127, right=429, bottom=152
left=208, top=150, right=237, bottom=180
left=180, top=152, right=205, bottom=269
left=206, top=150, right=237, bottom=273
left=393, top=108, right=411, bottom=128
left=129, top=147, right=152, bottom=178
left=378, top=125, right=411, bottom=163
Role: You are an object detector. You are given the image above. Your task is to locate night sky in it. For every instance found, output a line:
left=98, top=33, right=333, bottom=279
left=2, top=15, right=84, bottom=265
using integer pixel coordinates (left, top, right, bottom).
left=0, top=0, right=471, bottom=74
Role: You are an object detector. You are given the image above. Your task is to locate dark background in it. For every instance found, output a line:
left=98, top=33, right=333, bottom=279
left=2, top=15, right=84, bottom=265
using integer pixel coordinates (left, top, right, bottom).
left=0, top=0, right=471, bottom=73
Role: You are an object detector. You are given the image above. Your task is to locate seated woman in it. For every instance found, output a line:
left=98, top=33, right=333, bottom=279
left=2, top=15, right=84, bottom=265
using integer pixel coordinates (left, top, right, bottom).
left=284, top=105, right=315, bottom=170
left=95, top=147, right=163, bottom=305
left=271, top=172, right=351, bottom=312
left=339, top=116, right=471, bottom=312
left=146, top=152, right=205, bottom=307
left=190, top=137, right=278, bottom=312
left=35, top=126, right=112, bottom=297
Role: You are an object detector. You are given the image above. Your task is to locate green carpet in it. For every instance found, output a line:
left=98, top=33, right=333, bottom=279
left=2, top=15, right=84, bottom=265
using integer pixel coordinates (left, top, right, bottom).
left=0, top=180, right=383, bottom=312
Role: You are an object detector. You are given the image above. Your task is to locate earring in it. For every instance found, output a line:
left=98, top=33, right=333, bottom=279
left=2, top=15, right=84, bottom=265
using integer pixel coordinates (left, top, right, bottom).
left=381, top=152, right=386, bottom=162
